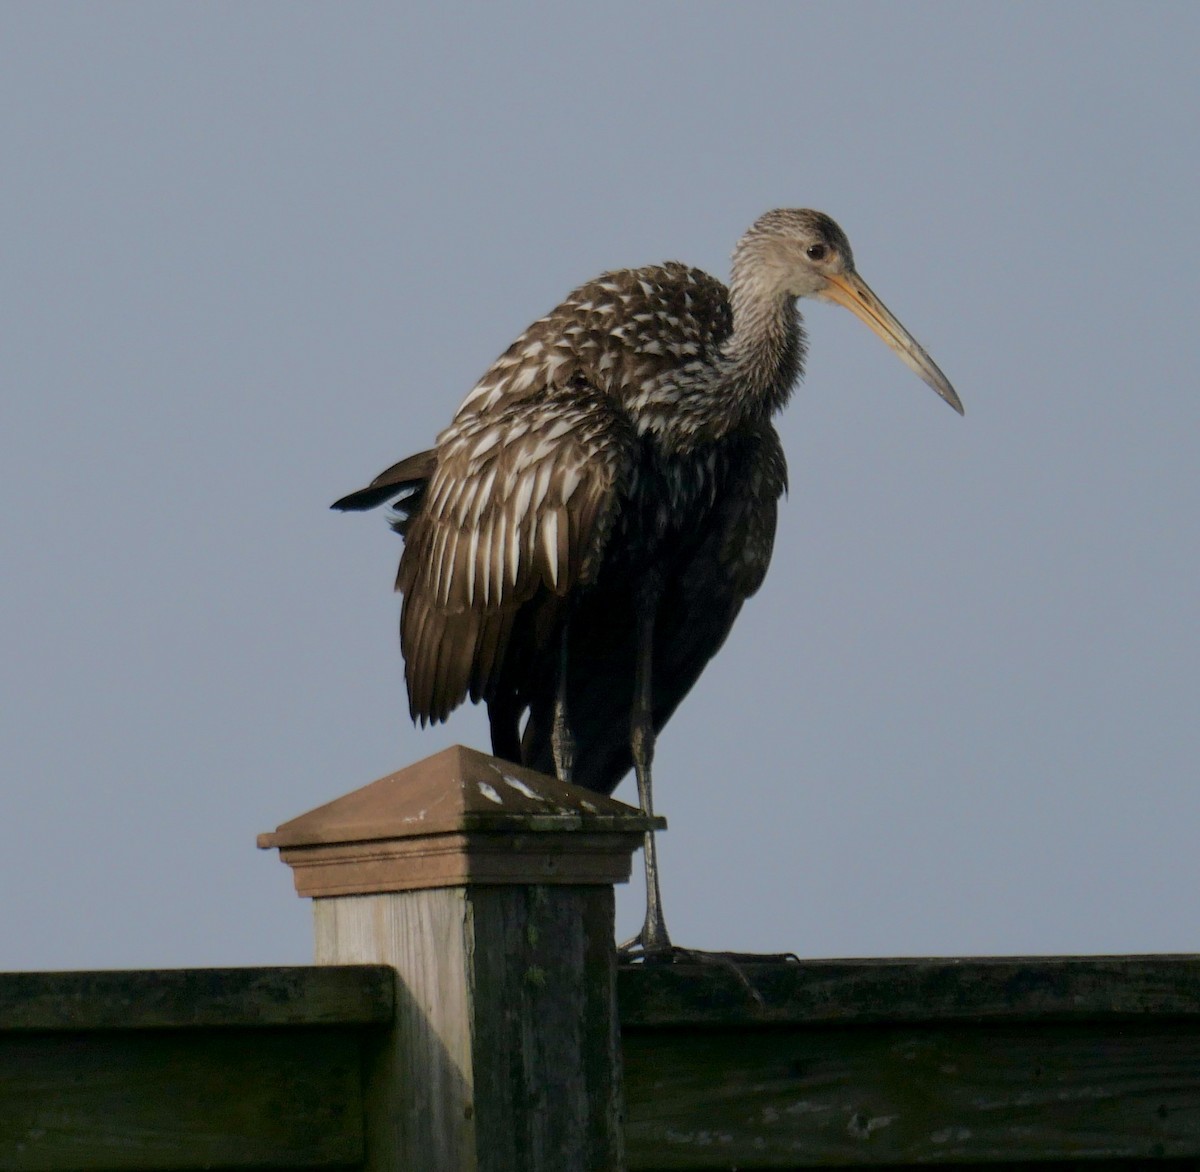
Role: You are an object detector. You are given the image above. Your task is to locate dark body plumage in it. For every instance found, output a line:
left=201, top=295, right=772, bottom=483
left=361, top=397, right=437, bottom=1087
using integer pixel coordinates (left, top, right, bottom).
left=336, top=210, right=960, bottom=951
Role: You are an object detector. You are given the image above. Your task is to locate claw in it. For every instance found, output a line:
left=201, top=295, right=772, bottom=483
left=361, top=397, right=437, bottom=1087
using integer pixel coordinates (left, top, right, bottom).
left=616, top=941, right=802, bottom=1006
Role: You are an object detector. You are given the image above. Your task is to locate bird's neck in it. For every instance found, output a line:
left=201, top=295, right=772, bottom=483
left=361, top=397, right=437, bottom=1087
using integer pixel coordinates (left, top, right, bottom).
left=719, top=284, right=806, bottom=426
left=631, top=282, right=805, bottom=452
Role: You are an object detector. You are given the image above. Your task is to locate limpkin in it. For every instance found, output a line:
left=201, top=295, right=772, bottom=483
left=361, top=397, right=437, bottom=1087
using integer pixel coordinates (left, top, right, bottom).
left=334, top=209, right=961, bottom=956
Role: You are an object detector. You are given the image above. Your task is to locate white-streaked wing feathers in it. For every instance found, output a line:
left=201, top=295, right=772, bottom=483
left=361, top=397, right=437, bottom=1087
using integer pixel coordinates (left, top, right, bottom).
left=398, top=389, right=634, bottom=722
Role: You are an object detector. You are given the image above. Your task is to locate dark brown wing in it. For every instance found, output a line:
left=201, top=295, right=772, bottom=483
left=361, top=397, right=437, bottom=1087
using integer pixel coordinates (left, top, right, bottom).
left=337, top=259, right=734, bottom=739
left=521, top=425, right=787, bottom=794
left=398, top=385, right=636, bottom=724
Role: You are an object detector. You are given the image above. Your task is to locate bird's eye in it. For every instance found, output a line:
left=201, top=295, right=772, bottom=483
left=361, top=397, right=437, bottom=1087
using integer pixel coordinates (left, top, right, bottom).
left=805, top=243, right=827, bottom=261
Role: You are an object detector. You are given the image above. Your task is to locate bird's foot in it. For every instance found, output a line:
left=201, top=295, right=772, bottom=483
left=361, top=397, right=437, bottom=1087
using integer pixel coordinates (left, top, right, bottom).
left=617, top=929, right=675, bottom=965
left=617, top=938, right=801, bottom=1006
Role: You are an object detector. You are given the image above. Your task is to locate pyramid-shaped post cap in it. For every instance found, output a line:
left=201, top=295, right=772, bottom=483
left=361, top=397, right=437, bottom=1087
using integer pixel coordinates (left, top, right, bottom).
left=259, top=745, right=663, bottom=898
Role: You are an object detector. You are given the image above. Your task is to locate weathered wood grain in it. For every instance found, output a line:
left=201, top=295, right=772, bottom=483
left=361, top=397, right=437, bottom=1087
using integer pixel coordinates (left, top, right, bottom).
left=470, top=884, right=624, bottom=1169
left=623, top=1020, right=1200, bottom=1167
left=620, top=956, right=1200, bottom=1167
left=0, top=965, right=393, bottom=1031
left=317, top=888, right=476, bottom=1172
left=0, top=1027, right=363, bottom=1170
left=619, top=954, right=1200, bottom=1027
left=315, top=884, right=624, bottom=1172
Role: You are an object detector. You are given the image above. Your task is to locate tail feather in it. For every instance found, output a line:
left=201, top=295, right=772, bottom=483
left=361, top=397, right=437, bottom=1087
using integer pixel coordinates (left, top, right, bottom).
left=332, top=449, right=437, bottom=512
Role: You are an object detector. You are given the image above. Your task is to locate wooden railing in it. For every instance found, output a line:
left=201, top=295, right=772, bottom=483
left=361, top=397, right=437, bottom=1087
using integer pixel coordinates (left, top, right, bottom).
left=4, top=749, right=1198, bottom=1169
left=4, top=956, right=1200, bottom=1169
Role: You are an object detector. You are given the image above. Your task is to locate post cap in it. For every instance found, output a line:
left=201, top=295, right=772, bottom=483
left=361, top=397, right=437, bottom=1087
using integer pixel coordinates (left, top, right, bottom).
left=258, top=745, right=663, bottom=898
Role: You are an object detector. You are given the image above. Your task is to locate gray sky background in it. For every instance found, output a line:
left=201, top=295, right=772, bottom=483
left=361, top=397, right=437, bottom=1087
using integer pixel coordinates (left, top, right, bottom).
left=3, top=4, right=1197, bottom=971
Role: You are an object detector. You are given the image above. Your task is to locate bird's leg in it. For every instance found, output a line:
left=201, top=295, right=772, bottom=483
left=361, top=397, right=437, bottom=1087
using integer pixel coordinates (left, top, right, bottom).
left=487, top=695, right=522, bottom=765
left=616, top=581, right=790, bottom=982
left=551, top=612, right=575, bottom=785
left=630, top=570, right=671, bottom=956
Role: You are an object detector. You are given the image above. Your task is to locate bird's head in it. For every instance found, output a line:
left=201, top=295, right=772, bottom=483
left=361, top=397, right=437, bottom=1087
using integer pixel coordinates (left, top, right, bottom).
left=734, top=208, right=963, bottom=413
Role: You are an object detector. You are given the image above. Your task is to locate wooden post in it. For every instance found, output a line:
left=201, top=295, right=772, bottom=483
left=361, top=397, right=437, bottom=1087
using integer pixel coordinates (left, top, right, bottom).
left=258, top=744, right=659, bottom=1172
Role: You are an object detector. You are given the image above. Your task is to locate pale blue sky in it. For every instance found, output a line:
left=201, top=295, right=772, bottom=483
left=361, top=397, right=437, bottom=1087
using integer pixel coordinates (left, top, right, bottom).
left=3, top=3, right=1197, bottom=969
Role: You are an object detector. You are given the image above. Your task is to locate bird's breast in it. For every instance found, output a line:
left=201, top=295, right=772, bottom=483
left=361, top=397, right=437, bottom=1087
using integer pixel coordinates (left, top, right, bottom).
left=607, top=443, right=725, bottom=572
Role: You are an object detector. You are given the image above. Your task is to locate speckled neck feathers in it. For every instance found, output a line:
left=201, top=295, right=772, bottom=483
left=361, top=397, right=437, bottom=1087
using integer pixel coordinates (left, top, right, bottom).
left=722, top=276, right=806, bottom=426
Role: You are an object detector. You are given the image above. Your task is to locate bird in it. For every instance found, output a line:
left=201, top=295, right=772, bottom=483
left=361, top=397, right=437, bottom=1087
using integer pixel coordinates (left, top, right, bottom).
left=334, top=209, right=961, bottom=957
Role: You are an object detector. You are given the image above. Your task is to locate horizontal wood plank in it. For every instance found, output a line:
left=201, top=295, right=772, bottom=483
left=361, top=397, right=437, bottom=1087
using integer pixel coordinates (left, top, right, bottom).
left=621, top=956, right=1200, bottom=1167
left=0, top=1026, right=364, bottom=1170
left=623, top=1019, right=1200, bottom=1167
left=0, top=965, right=393, bottom=1031
left=619, top=954, right=1200, bottom=1026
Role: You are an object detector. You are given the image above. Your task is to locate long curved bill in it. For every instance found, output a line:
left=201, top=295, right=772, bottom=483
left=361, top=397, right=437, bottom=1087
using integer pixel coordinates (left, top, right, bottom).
left=820, top=271, right=964, bottom=414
